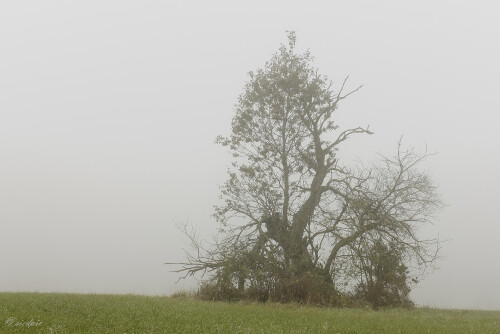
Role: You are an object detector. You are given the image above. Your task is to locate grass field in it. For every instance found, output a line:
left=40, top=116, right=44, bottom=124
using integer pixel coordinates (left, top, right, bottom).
left=0, top=292, right=498, bottom=333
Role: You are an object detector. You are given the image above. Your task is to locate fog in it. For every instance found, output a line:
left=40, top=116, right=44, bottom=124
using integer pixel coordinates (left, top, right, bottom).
left=1, top=1, right=499, bottom=310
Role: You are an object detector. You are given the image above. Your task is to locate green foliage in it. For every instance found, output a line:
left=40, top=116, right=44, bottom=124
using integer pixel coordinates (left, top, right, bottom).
left=355, top=240, right=415, bottom=309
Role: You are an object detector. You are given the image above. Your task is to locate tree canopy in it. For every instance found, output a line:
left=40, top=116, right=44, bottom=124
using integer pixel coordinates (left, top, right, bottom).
left=171, top=32, right=442, bottom=307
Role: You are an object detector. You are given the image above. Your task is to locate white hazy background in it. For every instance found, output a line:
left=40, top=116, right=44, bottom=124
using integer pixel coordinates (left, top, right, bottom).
left=1, top=1, right=499, bottom=310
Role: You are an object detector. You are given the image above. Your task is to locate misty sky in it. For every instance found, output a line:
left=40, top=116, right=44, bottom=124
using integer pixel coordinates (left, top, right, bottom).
left=1, top=1, right=499, bottom=310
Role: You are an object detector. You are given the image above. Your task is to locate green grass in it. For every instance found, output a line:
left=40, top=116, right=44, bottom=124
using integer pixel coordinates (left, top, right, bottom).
left=0, top=292, right=498, bottom=333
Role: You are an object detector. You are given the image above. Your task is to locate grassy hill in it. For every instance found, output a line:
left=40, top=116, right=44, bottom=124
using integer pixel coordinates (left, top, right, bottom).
left=0, top=292, right=498, bottom=333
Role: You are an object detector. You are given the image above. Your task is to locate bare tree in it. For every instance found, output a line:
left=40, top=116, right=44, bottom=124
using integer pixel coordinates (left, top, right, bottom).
left=168, top=32, right=442, bottom=305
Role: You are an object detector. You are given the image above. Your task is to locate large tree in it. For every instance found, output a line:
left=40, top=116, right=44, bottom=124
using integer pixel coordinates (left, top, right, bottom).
left=172, top=32, right=442, bottom=305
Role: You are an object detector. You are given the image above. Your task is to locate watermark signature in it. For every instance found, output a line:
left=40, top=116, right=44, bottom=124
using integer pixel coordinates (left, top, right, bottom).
left=5, top=317, right=43, bottom=328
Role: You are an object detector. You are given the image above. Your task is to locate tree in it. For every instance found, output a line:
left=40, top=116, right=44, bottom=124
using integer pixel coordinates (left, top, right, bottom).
left=170, top=32, right=442, bottom=306
left=354, top=239, right=415, bottom=308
